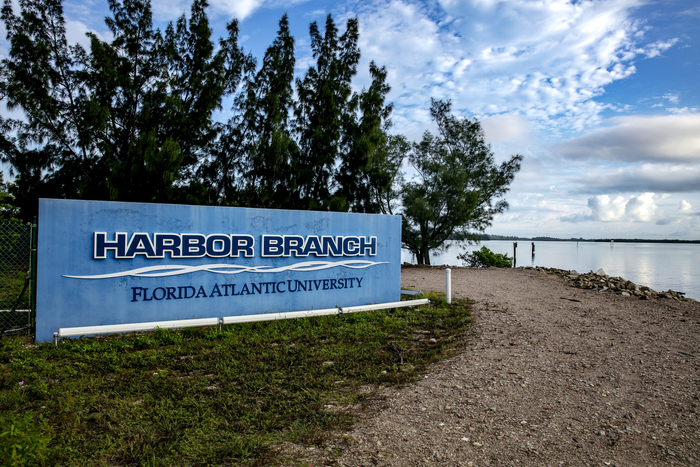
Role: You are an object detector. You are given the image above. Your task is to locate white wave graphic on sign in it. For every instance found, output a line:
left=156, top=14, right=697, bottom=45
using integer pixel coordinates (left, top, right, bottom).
left=63, top=260, right=389, bottom=279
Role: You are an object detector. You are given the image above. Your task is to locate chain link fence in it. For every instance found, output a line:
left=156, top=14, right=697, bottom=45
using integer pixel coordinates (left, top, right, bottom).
left=1, top=220, right=36, bottom=336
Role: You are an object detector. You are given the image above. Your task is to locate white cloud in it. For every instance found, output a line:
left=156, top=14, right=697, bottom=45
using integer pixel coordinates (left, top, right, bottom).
left=561, top=192, right=663, bottom=223
left=640, top=38, right=678, bottom=58
left=64, top=20, right=111, bottom=50
left=646, top=93, right=681, bottom=109
left=663, top=93, right=680, bottom=104
left=150, top=0, right=311, bottom=21
left=151, top=0, right=190, bottom=20
left=347, top=0, right=678, bottom=140
left=305, top=9, right=326, bottom=17
left=210, top=0, right=312, bottom=20
left=655, top=199, right=698, bottom=226
left=210, top=0, right=266, bottom=19
left=681, top=6, right=700, bottom=18
left=64, top=20, right=92, bottom=50
left=588, top=194, right=627, bottom=222
left=624, top=192, right=658, bottom=221
left=553, top=113, right=700, bottom=162
left=481, top=114, right=532, bottom=145
left=573, top=163, right=700, bottom=194
left=668, top=107, right=699, bottom=115
left=64, top=0, right=99, bottom=20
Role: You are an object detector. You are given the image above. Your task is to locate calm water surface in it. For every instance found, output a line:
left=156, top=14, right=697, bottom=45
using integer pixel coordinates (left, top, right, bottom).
left=401, top=240, right=700, bottom=301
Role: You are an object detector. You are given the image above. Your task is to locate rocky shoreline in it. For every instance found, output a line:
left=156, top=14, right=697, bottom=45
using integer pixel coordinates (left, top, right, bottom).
left=533, top=266, right=694, bottom=302
left=402, top=263, right=694, bottom=303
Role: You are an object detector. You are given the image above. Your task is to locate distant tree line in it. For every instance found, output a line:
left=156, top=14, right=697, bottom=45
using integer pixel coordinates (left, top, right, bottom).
left=0, top=0, right=522, bottom=264
left=471, top=235, right=700, bottom=243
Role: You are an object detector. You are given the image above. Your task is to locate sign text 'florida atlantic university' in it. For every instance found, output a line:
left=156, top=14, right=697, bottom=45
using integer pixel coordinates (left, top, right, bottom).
left=36, top=199, right=401, bottom=342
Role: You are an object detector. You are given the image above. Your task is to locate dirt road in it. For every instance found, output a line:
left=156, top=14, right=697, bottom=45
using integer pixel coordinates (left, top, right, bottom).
left=325, top=266, right=700, bottom=467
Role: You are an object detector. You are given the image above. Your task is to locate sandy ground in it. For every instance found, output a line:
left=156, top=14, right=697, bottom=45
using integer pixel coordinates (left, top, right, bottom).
left=294, top=266, right=700, bottom=467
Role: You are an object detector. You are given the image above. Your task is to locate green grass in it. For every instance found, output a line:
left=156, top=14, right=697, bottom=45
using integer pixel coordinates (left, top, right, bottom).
left=0, top=293, right=473, bottom=466
left=0, top=266, right=29, bottom=310
left=1, top=266, right=30, bottom=336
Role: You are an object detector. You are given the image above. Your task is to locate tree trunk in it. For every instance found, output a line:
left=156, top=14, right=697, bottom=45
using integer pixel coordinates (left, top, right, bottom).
left=416, top=250, right=424, bottom=265
left=422, top=246, right=431, bottom=265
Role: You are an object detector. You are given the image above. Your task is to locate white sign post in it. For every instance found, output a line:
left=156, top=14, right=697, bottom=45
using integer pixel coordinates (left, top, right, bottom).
left=446, top=268, right=452, bottom=304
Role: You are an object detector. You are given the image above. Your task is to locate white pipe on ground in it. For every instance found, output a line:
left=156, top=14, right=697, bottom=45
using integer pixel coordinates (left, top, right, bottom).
left=222, top=308, right=339, bottom=324
left=53, top=299, right=432, bottom=346
left=56, top=317, right=220, bottom=338
left=222, top=299, right=430, bottom=324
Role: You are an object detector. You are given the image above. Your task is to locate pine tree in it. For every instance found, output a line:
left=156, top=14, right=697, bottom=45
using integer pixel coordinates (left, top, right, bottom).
left=292, top=15, right=395, bottom=213
left=401, top=99, right=522, bottom=265
left=293, top=15, right=360, bottom=211
left=1, top=4, right=401, bottom=218
left=335, top=62, right=393, bottom=213
left=369, top=134, right=407, bottom=215
left=218, top=14, right=297, bottom=208
left=0, top=0, right=248, bottom=218
left=0, top=0, right=106, bottom=216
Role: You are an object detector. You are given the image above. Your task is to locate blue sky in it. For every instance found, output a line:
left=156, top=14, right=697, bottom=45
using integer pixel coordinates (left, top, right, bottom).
left=4, top=0, right=700, bottom=239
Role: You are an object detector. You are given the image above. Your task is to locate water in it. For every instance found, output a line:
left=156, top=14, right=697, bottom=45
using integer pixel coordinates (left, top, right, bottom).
left=401, top=240, right=700, bottom=301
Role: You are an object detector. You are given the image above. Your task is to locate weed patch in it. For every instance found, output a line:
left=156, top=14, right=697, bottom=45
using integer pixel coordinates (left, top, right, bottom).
left=0, top=292, right=473, bottom=465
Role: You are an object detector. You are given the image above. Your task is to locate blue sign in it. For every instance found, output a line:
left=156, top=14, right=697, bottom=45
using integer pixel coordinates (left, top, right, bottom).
left=36, top=199, right=401, bottom=342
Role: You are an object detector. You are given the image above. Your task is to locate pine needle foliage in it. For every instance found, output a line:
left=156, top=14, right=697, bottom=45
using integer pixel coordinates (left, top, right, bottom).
left=401, top=99, right=522, bottom=265
left=0, top=2, right=397, bottom=219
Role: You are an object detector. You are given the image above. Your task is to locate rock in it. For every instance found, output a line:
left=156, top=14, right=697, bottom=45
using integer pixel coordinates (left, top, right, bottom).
left=539, top=266, right=696, bottom=303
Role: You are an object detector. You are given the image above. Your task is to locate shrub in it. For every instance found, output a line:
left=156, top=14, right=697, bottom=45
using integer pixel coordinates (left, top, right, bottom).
left=457, top=246, right=513, bottom=268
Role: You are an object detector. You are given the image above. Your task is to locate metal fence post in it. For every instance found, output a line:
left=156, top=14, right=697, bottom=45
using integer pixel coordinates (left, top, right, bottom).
left=29, top=216, right=38, bottom=333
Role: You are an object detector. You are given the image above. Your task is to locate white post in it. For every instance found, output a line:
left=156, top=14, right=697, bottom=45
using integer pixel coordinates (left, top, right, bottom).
left=446, top=268, right=452, bottom=304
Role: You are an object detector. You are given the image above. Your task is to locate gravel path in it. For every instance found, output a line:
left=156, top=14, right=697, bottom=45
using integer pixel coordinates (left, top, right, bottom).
left=301, top=266, right=700, bottom=467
